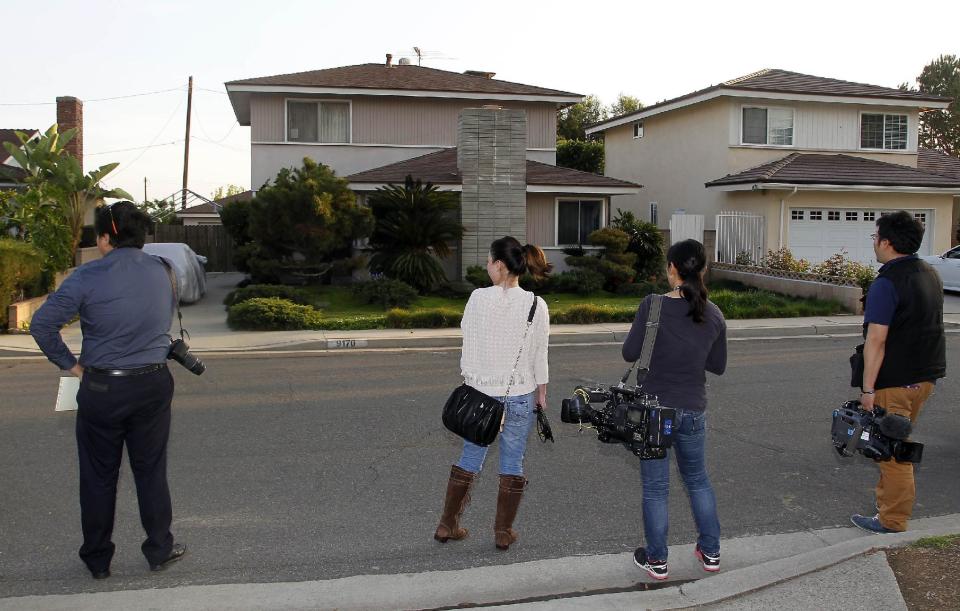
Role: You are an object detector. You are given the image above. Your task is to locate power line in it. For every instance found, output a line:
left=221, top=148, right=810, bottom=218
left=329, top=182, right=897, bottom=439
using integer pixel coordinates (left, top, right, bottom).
left=109, top=97, right=185, bottom=180
left=86, top=140, right=184, bottom=156
left=196, top=87, right=229, bottom=95
left=0, top=86, right=185, bottom=107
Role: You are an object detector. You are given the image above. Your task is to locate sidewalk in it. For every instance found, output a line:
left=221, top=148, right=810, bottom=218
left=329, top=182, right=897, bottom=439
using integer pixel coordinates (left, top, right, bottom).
left=2, top=513, right=955, bottom=610
left=4, top=272, right=958, bottom=356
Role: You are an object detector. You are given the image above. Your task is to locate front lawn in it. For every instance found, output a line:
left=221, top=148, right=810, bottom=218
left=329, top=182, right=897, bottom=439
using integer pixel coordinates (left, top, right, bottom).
left=226, top=283, right=845, bottom=331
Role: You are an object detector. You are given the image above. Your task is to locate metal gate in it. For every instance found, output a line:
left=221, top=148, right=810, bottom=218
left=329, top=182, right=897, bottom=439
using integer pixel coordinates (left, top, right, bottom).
left=715, top=211, right=765, bottom=264
left=669, top=213, right=705, bottom=245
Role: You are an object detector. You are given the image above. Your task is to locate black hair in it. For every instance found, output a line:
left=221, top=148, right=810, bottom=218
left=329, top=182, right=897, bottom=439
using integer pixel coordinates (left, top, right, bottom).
left=666, top=238, right=708, bottom=323
left=875, top=211, right=924, bottom=255
left=94, top=201, right=151, bottom=249
left=489, top=236, right=552, bottom=279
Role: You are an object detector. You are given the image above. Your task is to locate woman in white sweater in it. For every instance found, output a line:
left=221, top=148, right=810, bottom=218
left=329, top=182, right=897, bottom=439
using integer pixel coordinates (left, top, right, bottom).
left=434, top=236, right=551, bottom=551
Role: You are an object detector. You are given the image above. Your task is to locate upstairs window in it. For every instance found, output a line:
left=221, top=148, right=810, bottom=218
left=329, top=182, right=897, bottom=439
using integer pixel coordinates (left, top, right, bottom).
left=633, top=121, right=644, bottom=139
left=287, top=100, right=350, bottom=143
left=742, top=106, right=794, bottom=146
left=557, top=199, right=604, bottom=245
left=860, top=113, right=907, bottom=150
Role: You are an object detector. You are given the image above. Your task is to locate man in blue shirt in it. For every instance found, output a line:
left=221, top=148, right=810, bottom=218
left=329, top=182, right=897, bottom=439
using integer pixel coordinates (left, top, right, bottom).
left=851, top=211, right=946, bottom=534
left=31, top=201, right=186, bottom=579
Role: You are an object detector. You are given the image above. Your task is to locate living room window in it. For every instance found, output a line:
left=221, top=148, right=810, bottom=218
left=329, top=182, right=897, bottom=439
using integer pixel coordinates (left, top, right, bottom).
left=557, top=199, right=604, bottom=245
left=860, top=113, right=908, bottom=150
left=286, top=100, right=350, bottom=143
left=742, top=106, right=794, bottom=146
left=633, top=121, right=644, bottom=139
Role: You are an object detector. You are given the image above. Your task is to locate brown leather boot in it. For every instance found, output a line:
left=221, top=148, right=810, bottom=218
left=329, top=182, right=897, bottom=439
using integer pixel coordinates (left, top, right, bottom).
left=494, top=474, right=527, bottom=550
left=434, top=465, right=475, bottom=542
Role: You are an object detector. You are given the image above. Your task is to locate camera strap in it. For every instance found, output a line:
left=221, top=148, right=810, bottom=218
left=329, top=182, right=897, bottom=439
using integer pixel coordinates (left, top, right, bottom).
left=156, top=257, right=188, bottom=341
left=623, top=294, right=663, bottom=386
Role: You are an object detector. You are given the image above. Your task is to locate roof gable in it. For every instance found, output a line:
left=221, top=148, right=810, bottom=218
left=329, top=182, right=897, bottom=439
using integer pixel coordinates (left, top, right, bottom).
left=0, top=128, right=39, bottom=165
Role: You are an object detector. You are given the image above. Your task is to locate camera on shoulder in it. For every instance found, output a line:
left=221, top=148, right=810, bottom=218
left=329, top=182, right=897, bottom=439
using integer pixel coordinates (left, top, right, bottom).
left=830, top=400, right=922, bottom=463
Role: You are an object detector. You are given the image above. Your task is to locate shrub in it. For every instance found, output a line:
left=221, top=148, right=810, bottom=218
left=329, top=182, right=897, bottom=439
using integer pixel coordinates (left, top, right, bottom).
left=761, top=248, right=811, bottom=272
left=0, top=239, right=44, bottom=319
left=609, top=208, right=665, bottom=281
left=385, top=307, right=463, bottom=328
left=465, top=265, right=492, bottom=288
left=223, top=284, right=314, bottom=307
left=226, top=297, right=322, bottom=330
left=552, top=304, right=636, bottom=324
left=552, top=269, right=605, bottom=295
left=566, top=252, right=635, bottom=291
left=735, top=251, right=754, bottom=266
left=811, top=250, right=877, bottom=292
left=587, top=227, right=630, bottom=254
left=351, top=278, right=418, bottom=309
left=556, top=138, right=604, bottom=174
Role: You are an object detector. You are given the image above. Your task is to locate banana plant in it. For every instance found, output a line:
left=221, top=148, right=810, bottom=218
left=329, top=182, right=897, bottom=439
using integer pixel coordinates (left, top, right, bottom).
left=0, top=125, right=77, bottom=187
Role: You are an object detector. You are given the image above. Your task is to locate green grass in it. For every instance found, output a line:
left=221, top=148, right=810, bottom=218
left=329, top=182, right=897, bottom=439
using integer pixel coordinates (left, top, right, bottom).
left=913, top=534, right=960, bottom=549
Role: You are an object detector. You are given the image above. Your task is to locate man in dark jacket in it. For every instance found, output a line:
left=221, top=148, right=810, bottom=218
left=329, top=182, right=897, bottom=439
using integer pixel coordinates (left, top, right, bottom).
left=31, top=202, right=186, bottom=579
left=851, top=210, right=946, bottom=534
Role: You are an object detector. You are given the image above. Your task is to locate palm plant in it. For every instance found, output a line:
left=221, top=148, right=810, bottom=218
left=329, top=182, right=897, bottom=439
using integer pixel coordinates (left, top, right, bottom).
left=366, top=175, right=465, bottom=293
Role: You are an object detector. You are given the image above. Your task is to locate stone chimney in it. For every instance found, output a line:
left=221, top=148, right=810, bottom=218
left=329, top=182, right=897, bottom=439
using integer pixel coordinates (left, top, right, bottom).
left=385, top=53, right=393, bottom=67
left=56, top=96, right=83, bottom=169
left=457, top=107, right=527, bottom=277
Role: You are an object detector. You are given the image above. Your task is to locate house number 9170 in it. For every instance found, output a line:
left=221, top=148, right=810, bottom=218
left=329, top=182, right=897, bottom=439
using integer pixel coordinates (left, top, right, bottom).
left=328, top=339, right=367, bottom=349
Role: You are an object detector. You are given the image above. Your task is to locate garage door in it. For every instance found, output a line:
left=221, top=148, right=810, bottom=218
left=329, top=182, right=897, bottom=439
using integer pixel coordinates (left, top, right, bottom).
left=789, top=208, right=934, bottom=266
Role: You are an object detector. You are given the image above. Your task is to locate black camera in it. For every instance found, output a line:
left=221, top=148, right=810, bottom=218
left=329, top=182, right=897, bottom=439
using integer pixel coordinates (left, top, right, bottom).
left=168, top=338, right=205, bottom=375
left=830, top=400, right=922, bottom=463
left=561, top=382, right=675, bottom=459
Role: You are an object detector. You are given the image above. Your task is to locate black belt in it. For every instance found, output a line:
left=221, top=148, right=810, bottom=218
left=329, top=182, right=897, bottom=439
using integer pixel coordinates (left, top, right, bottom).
left=85, top=363, right=167, bottom=377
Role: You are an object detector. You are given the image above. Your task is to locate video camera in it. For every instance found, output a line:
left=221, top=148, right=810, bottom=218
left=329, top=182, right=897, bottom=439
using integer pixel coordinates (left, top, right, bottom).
left=830, top=400, right=922, bottom=463
left=560, top=364, right=675, bottom=459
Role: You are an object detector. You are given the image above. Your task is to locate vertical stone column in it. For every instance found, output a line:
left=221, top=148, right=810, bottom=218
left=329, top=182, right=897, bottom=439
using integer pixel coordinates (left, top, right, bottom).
left=457, top=107, right=527, bottom=277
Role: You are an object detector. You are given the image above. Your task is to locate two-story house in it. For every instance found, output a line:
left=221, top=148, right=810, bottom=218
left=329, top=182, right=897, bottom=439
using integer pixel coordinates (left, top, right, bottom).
left=224, top=57, right=641, bottom=275
left=586, top=69, right=960, bottom=265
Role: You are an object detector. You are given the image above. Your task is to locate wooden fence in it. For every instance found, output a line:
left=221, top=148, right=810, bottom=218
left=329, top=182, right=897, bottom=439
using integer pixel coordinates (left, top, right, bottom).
left=154, top=225, right=235, bottom=272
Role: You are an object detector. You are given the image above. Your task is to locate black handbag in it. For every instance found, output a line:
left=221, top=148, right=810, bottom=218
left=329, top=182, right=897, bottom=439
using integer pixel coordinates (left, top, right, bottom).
left=442, top=295, right=538, bottom=447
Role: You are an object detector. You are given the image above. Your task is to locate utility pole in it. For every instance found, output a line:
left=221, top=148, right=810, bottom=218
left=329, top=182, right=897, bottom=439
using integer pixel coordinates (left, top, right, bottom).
left=181, top=76, right=193, bottom=210
left=143, top=177, right=148, bottom=203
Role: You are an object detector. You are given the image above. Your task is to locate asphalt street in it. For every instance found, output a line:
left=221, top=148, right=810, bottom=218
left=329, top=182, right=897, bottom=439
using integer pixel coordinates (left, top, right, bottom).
left=1, top=335, right=958, bottom=598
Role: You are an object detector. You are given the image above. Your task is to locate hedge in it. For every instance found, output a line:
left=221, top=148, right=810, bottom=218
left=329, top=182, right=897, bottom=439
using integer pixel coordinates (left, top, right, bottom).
left=227, top=297, right=323, bottom=330
left=0, top=239, right=44, bottom=322
left=223, top=284, right=314, bottom=307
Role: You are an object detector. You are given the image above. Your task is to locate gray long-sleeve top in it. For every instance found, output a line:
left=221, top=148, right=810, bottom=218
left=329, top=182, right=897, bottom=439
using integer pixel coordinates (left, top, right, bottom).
left=621, top=295, right=727, bottom=412
left=31, top=248, right=174, bottom=371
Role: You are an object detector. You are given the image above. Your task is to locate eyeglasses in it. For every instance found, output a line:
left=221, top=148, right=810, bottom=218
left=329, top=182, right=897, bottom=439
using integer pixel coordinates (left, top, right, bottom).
left=101, top=203, right=119, bottom=235
left=535, top=406, right=554, bottom=443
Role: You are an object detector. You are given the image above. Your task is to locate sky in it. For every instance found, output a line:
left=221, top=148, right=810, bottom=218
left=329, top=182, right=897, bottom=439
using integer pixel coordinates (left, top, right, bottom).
left=2, top=0, right=958, bottom=202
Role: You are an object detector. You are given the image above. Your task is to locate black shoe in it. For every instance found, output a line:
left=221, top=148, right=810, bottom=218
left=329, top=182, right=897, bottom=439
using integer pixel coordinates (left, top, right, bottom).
left=633, top=547, right=668, bottom=580
left=695, top=544, right=721, bottom=572
left=90, top=569, right=110, bottom=580
left=150, top=543, right=187, bottom=572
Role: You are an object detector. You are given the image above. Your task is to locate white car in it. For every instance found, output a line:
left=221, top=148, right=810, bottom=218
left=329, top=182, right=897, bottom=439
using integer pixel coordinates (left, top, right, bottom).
left=921, top=245, right=960, bottom=292
left=142, top=243, right=208, bottom=303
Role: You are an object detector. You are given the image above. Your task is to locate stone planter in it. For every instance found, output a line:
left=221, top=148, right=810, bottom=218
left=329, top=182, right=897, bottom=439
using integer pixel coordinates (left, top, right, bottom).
left=709, top=263, right=864, bottom=314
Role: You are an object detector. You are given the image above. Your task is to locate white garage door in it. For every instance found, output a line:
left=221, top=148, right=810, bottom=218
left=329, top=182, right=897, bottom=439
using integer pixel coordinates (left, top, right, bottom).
left=789, top=208, right=934, bottom=266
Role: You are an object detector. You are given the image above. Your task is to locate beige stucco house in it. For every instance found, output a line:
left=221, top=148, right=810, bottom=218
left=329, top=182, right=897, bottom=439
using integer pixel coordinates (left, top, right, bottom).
left=225, top=57, right=642, bottom=275
left=587, top=69, right=960, bottom=265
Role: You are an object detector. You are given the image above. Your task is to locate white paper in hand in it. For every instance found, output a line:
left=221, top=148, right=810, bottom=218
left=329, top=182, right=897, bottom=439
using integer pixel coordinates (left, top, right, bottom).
left=55, top=377, right=80, bottom=412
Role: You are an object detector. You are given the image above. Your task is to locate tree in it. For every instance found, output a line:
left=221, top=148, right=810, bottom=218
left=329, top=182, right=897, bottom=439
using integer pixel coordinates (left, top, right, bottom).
left=557, top=95, right=607, bottom=141
left=366, top=175, right=465, bottom=293
left=610, top=208, right=665, bottom=281
left=138, top=199, right=178, bottom=224
left=556, top=139, right=605, bottom=174
left=211, top=184, right=246, bottom=200
left=911, top=55, right=960, bottom=156
left=246, top=158, right=374, bottom=282
left=608, top=93, right=642, bottom=117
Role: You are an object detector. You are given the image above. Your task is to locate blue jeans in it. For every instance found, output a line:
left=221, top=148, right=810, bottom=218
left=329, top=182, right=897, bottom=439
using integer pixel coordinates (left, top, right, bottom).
left=640, top=410, right=720, bottom=561
left=457, top=391, right=536, bottom=476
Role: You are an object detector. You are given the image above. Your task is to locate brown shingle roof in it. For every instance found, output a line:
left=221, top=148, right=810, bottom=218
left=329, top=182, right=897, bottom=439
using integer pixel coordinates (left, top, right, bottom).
left=589, top=69, right=950, bottom=132
left=918, top=148, right=960, bottom=180
left=346, top=148, right=641, bottom=190
left=705, top=153, right=960, bottom=189
left=179, top=190, right=253, bottom=215
left=227, top=63, right=579, bottom=98
left=0, top=128, right=39, bottom=165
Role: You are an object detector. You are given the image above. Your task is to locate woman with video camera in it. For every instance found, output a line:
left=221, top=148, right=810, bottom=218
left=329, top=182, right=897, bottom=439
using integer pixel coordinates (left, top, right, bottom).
left=434, top=236, right=551, bottom=551
left=622, top=238, right=727, bottom=580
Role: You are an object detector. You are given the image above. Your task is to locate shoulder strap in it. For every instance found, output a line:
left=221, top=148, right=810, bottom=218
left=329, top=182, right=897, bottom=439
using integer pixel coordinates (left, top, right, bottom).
left=503, top=294, right=538, bottom=397
left=155, top=256, right=188, bottom=341
left=631, top=294, right=663, bottom=386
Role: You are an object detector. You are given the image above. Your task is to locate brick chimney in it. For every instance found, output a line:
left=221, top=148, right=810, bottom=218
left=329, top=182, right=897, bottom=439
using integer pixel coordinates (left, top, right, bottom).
left=56, top=96, right=83, bottom=169
left=385, top=53, right=393, bottom=67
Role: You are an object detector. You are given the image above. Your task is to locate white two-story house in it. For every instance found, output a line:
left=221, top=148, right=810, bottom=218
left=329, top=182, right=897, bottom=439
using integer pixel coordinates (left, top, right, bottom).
left=587, top=69, right=960, bottom=265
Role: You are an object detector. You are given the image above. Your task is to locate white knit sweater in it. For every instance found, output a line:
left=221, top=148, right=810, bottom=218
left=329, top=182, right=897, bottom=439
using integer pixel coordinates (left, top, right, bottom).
left=460, top=286, right=549, bottom=397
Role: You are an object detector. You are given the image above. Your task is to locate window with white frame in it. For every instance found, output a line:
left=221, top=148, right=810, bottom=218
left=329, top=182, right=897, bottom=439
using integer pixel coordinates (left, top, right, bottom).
left=860, top=113, right=908, bottom=150
left=557, top=199, right=604, bottom=245
left=864, top=211, right=876, bottom=222
left=914, top=212, right=927, bottom=227
left=649, top=202, right=659, bottom=225
left=742, top=106, right=794, bottom=146
left=846, top=211, right=858, bottom=221
left=810, top=210, right=823, bottom=220
left=633, top=121, right=644, bottom=139
left=791, top=209, right=804, bottom=220
left=828, top=211, right=840, bottom=221
left=287, top=100, right=350, bottom=143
